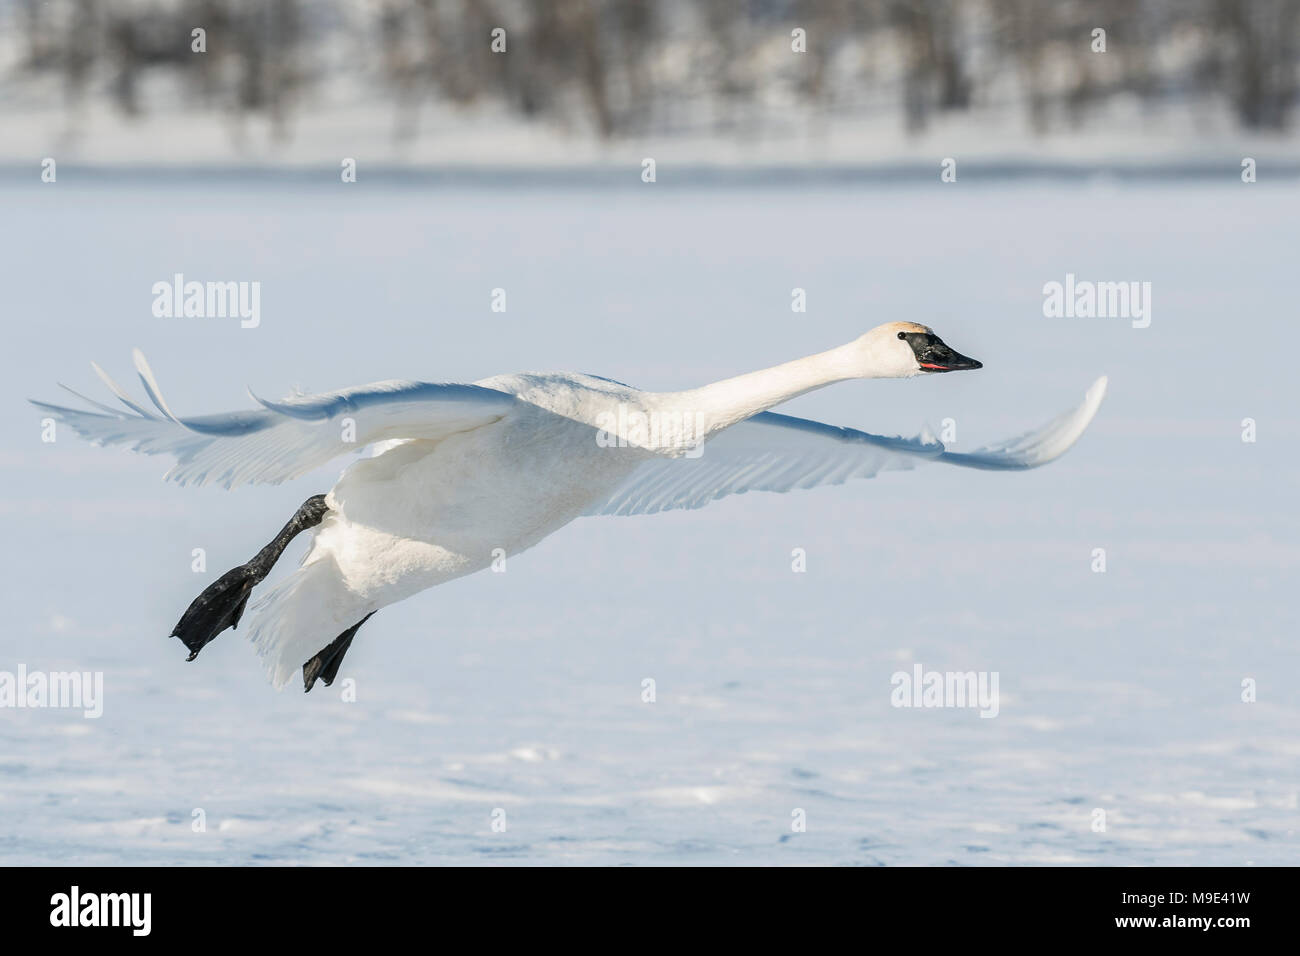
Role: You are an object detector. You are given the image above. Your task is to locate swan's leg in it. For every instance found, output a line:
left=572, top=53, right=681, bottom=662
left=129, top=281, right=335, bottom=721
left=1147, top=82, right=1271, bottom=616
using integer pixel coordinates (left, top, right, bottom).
left=170, top=494, right=330, bottom=661
left=302, top=612, right=375, bottom=693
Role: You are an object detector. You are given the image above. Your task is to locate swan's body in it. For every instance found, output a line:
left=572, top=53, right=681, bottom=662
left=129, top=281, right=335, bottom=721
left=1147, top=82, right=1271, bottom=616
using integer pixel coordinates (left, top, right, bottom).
left=306, top=372, right=656, bottom=656
left=33, top=323, right=1107, bottom=688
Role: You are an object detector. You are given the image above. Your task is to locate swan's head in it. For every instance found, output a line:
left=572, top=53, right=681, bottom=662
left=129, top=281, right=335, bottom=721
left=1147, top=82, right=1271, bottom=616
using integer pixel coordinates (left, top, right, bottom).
left=858, top=322, right=983, bottom=378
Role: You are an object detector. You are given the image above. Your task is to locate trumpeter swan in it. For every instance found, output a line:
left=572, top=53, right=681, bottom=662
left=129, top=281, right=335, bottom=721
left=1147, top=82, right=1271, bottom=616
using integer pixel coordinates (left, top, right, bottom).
left=32, top=322, right=1106, bottom=690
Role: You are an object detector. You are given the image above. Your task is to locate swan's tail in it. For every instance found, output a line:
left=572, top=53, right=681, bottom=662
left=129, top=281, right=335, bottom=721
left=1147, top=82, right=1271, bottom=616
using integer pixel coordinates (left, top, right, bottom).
left=247, top=557, right=361, bottom=689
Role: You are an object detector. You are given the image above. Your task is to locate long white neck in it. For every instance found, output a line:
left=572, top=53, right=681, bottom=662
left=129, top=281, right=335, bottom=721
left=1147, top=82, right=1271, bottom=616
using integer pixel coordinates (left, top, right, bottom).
left=670, top=340, right=867, bottom=439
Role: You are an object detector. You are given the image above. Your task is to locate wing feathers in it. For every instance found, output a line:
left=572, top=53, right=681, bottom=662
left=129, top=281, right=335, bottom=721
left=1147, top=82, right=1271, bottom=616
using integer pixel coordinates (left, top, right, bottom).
left=587, top=377, right=1106, bottom=516
left=32, top=354, right=517, bottom=488
left=36, top=354, right=1105, bottom=502
left=91, top=360, right=160, bottom=420
left=132, top=348, right=183, bottom=424
left=936, top=376, right=1107, bottom=470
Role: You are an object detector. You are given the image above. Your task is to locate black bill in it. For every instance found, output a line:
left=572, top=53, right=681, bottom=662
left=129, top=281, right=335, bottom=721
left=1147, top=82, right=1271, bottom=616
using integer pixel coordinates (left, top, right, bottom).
left=900, top=332, right=983, bottom=373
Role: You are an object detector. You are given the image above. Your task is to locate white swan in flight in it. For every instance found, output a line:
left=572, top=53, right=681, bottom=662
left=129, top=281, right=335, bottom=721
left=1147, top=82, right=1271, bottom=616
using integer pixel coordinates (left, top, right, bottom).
left=32, top=322, right=1106, bottom=691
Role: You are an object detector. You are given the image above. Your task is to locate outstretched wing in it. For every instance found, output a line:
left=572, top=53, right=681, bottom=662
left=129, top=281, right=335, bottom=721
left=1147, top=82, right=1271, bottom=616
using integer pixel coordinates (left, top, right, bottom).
left=934, top=376, right=1108, bottom=470
left=31, top=350, right=518, bottom=488
left=586, top=377, right=1107, bottom=517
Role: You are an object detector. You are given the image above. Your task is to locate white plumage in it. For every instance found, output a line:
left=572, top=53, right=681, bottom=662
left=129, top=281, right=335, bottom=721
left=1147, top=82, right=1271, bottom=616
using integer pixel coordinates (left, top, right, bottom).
left=33, top=323, right=1107, bottom=688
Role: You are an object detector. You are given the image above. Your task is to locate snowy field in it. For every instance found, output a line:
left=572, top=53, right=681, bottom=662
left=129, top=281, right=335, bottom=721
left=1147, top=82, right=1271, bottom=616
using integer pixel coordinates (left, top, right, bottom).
left=1, top=173, right=1297, bottom=865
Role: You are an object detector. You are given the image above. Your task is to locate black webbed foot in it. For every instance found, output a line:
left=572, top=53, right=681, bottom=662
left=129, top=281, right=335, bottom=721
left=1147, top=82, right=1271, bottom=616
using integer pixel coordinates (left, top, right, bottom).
left=303, top=613, right=375, bottom=693
left=170, top=566, right=257, bottom=660
left=170, top=494, right=329, bottom=660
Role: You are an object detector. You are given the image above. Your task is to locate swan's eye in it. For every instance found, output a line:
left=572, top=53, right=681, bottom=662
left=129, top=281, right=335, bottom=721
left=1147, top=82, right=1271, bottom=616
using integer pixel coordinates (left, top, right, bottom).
left=897, top=331, right=906, bottom=340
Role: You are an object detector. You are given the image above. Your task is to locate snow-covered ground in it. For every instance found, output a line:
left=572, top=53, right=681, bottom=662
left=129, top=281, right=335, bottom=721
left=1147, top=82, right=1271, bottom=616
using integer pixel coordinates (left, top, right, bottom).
left=6, top=93, right=1300, bottom=175
left=1, top=175, right=1297, bottom=865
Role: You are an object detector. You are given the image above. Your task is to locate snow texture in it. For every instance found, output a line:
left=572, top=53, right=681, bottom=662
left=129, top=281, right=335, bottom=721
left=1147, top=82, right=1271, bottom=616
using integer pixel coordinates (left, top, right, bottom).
left=1, top=176, right=1297, bottom=865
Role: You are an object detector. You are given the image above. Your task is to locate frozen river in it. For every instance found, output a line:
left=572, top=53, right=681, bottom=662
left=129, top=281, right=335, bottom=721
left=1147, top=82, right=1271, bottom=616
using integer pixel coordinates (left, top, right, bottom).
left=1, top=173, right=1297, bottom=865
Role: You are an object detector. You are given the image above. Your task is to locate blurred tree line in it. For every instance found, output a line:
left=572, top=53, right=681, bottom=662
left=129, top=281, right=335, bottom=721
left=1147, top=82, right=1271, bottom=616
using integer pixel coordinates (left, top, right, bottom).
left=8, top=0, right=1299, bottom=141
